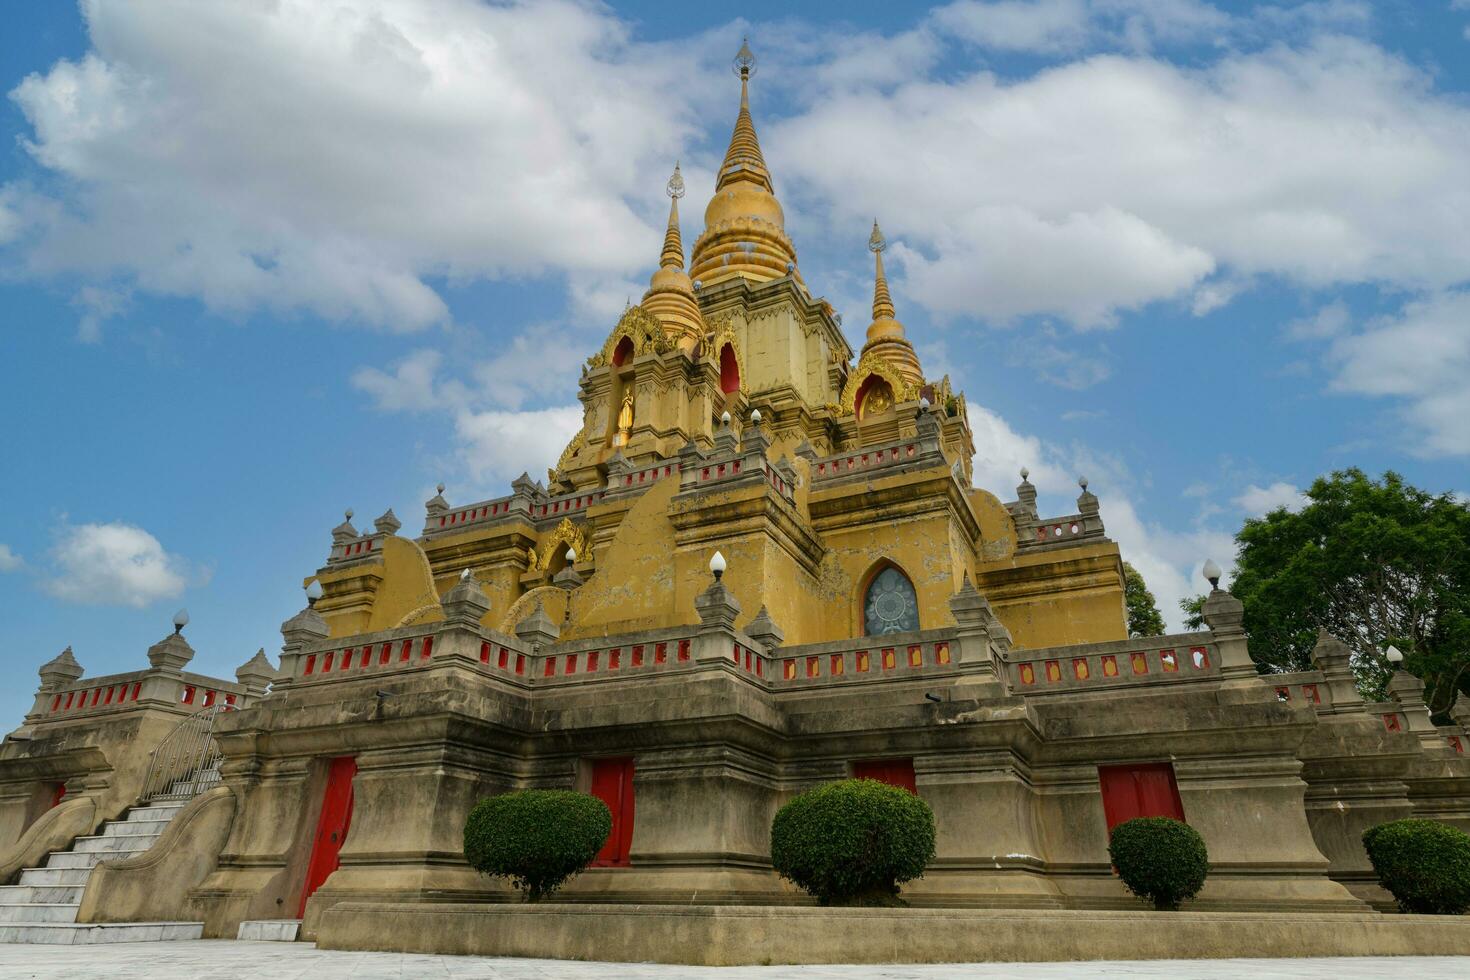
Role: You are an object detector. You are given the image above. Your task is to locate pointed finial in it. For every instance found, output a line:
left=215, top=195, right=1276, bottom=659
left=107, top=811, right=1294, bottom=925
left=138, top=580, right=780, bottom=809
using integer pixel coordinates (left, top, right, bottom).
left=666, top=161, right=685, bottom=200
left=870, top=221, right=896, bottom=323
left=733, top=38, right=756, bottom=79
left=869, top=219, right=886, bottom=253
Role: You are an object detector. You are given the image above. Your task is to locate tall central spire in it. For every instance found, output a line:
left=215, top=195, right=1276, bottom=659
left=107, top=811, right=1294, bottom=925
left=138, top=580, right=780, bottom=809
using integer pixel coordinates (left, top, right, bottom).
left=717, top=40, right=772, bottom=195
left=689, top=40, right=800, bottom=288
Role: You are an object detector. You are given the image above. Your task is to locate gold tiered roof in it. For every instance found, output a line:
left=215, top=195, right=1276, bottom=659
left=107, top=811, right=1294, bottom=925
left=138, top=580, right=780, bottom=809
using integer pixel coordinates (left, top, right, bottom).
left=860, top=221, right=923, bottom=387
left=640, top=163, right=704, bottom=350
left=688, top=40, right=801, bottom=288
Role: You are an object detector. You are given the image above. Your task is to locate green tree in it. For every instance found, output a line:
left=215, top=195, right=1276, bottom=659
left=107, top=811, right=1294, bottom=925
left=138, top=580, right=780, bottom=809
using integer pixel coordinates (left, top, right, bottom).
left=1123, top=562, right=1167, bottom=637
left=1221, top=470, right=1470, bottom=714
left=1179, top=594, right=1206, bottom=631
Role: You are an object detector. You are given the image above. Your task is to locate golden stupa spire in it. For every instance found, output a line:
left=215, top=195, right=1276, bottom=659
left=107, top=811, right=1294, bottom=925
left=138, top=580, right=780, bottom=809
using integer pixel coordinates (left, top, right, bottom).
left=660, top=162, right=686, bottom=269
left=717, top=40, right=772, bottom=195
left=689, top=39, right=800, bottom=288
left=870, top=220, right=896, bottom=321
left=861, top=221, right=923, bottom=387
left=642, top=162, right=703, bottom=349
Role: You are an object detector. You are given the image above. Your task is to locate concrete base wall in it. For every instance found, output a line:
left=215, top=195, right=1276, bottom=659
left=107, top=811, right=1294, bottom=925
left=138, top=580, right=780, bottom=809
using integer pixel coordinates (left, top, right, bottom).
left=315, top=902, right=1470, bottom=965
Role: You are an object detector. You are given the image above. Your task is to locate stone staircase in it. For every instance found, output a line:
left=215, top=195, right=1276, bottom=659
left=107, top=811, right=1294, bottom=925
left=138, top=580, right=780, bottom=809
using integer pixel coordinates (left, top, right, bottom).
left=0, top=798, right=204, bottom=943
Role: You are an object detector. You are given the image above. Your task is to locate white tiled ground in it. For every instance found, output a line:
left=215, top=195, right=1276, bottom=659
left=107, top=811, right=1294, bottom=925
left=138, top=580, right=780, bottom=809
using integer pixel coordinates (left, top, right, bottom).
left=0, top=942, right=1466, bottom=979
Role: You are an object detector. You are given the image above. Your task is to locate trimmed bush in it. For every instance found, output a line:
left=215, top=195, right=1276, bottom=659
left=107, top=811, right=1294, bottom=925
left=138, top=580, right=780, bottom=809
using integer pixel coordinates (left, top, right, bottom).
left=1362, top=818, right=1470, bottom=915
left=463, top=790, right=611, bottom=902
left=770, top=778, right=936, bottom=906
left=1108, top=817, right=1209, bottom=911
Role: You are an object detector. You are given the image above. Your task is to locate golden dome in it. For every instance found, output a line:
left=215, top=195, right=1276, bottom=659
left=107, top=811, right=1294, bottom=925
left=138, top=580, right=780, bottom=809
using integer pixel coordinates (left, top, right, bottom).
left=688, top=41, right=800, bottom=288
left=641, top=163, right=704, bottom=348
left=860, top=221, right=923, bottom=387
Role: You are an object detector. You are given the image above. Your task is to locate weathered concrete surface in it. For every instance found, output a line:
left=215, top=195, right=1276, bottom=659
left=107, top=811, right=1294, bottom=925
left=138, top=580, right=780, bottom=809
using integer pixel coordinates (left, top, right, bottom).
left=315, top=903, right=1470, bottom=965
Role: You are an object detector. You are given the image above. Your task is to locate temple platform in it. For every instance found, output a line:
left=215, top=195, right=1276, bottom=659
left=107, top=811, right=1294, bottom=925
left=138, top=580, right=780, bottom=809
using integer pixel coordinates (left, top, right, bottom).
left=314, top=902, right=1470, bottom=965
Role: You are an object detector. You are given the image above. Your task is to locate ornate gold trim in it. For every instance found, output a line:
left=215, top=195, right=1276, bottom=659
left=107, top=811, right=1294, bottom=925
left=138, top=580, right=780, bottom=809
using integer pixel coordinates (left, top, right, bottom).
left=836, top=349, right=920, bottom=416
left=704, top=316, right=750, bottom=396
left=586, top=305, right=672, bottom=369
left=538, top=517, right=592, bottom=569
left=551, top=428, right=586, bottom=481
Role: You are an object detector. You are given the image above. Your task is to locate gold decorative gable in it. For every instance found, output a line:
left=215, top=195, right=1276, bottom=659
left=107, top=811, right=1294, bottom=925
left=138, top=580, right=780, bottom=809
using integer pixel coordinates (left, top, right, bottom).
left=551, top=428, right=586, bottom=481
left=702, top=316, right=750, bottom=396
left=538, top=517, right=592, bottom=569
left=837, top=349, right=921, bottom=416
left=587, top=305, right=673, bottom=369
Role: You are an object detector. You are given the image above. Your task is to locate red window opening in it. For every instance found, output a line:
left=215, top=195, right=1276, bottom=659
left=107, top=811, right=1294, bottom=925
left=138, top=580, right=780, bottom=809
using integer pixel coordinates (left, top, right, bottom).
left=719, top=344, right=740, bottom=394
left=852, top=758, right=917, bottom=794
left=1097, top=762, right=1185, bottom=834
left=588, top=757, right=635, bottom=867
left=299, top=756, right=357, bottom=918
left=50, top=783, right=67, bottom=809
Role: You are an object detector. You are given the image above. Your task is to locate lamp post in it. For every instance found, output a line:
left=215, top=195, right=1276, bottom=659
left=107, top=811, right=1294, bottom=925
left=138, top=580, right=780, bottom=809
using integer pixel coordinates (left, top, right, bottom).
left=710, top=550, right=727, bottom=583
left=1203, top=559, right=1223, bottom=590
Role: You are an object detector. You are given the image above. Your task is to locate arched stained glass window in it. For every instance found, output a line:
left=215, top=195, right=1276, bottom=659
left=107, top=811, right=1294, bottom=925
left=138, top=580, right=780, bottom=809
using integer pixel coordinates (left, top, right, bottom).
left=864, top=566, right=919, bottom=636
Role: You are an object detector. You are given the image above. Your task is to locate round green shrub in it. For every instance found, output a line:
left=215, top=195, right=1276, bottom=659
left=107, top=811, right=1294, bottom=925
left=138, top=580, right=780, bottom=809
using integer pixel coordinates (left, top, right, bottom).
left=1108, top=817, right=1209, bottom=911
left=1362, top=818, right=1470, bottom=915
left=770, top=778, right=936, bottom=906
left=463, top=790, right=611, bottom=902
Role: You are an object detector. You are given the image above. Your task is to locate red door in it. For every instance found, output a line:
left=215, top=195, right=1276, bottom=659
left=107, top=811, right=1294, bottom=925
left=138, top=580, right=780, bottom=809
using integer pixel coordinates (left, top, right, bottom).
left=853, top=758, right=918, bottom=794
left=299, top=756, right=357, bottom=916
left=1098, top=762, right=1185, bottom=833
left=589, top=757, right=634, bottom=867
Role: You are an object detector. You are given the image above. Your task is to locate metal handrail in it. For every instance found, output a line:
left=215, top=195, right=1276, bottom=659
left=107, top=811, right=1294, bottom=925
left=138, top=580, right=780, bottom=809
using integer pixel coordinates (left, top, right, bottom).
left=139, top=703, right=226, bottom=803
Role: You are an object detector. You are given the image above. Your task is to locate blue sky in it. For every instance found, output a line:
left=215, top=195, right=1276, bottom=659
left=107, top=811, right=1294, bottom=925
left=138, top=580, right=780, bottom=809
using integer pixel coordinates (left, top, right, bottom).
left=2, top=0, right=1468, bottom=725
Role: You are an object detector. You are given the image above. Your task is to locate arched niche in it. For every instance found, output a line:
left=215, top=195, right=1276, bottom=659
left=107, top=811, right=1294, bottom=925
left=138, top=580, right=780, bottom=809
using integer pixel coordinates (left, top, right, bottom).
left=719, top=343, right=740, bottom=394
left=860, top=560, right=920, bottom=637
left=854, top=374, right=895, bottom=420
left=607, top=336, right=637, bottom=447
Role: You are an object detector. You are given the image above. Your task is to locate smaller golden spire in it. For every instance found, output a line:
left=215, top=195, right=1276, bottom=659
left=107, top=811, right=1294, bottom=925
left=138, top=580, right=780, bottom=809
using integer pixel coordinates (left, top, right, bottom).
left=869, top=220, right=895, bottom=321
left=660, top=162, right=685, bottom=270
left=861, top=219, right=923, bottom=387
left=642, top=162, right=704, bottom=348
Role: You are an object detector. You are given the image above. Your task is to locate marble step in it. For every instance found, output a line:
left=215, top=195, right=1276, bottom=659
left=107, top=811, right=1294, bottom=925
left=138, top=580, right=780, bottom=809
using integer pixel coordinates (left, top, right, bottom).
left=73, top=833, right=157, bottom=854
left=102, top=819, right=170, bottom=838
left=0, top=885, right=83, bottom=905
left=0, top=903, right=79, bottom=924
left=0, top=920, right=203, bottom=944
left=46, top=848, right=147, bottom=870
left=17, top=867, right=91, bottom=887
left=236, top=919, right=302, bottom=941
left=125, top=803, right=186, bottom=823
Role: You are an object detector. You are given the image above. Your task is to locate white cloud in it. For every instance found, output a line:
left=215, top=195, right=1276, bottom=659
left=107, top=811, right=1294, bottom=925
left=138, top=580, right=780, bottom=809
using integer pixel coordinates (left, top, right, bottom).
left=3, top=0, right=709, bottom=332
left=43, top=522, right=190, bottom=607
left=0, top=544, right=23, bottom=572
left=770, top=36, right=1470, bottom=328
left=1234, top=481, right=1307, bottom=516
left=1328, top=290, right=1470, bottom=456
left=1286, top=300, right=1350, bottom=341
left=963, top=402, right=1231, bottom=630
left=354, top=320, right=593, bottom=492
left=471, top=325, right=600, bottom=411
left=455, top=405, right=584, bottom=487
left=352, top=349, right=461, bottom=413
